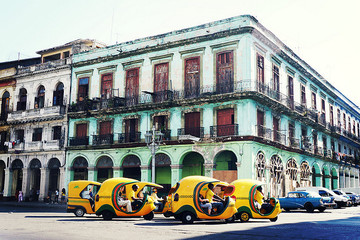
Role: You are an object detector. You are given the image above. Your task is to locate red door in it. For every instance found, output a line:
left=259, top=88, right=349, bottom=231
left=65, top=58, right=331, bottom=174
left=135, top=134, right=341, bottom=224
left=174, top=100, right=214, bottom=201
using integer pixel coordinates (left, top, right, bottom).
left=273, top=117, right=279, bottom=142
left=288, top=76, right=294, bottom=109
left=154, top=63, right=169, bottom=103
left=217, top=109, right=234, bottom=136
left=125, top=119, right=138, bottom=142
left=76, top=123, right=87, bottom=138
left=185, top=112, right=200, bottom=137
left=216, top=51, right=234, bottom=93
left=101, top=73, right=113, bottom=99
left=257, top=110, right=264, bottom=137
left=184, top=57, right=200, bottom=98
left=125, top=68, right=139, bottom=105
left=99, top=121, right=112, bottom=135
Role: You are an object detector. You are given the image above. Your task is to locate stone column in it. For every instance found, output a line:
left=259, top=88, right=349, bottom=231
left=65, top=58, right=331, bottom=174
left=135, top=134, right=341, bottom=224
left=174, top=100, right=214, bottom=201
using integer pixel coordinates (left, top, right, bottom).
left=170, top=164, right=182, bottom=186
left=141, top=165, right=151, bottom=182
left=39, top=168, right=50, bottom=201
left=236, top=162, right=242, bottom=179
left=87, top=167, right=96, bottom=181
left=58, top=167, right=66, bottom=193
left=113, top=166, right=121, bottom=178
left=204, top=163, right=214, bottom=178
left=3, top=168, right=12, bottom=197
left=22, top=168, right=31, bottom=199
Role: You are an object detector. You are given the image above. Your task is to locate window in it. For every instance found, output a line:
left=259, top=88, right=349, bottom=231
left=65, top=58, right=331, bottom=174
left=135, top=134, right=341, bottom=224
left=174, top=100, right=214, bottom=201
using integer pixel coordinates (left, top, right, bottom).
left=348, top=117, right=351, bottom=132
left=15, top=129, right=24, bottom=143
left=78, top=77, right=89, bottom=101
left=322, top=136, right=327, bottom=154
left=289, top=122, right=295, bottom=146
left=343, top=113, right=346, bottom=130
left=53, top=83, right=64, bottom=106
left=216, top=51, right=234, bottom=93
left=184, top=112, right=201, bottom=137
left=99, top=121, right=112, bottom=135
left=34, top=86, right=45, bottom=108
left=311, top=92, right=317, bottom=110
left=313, top=132, right=318, bottom=153
left=217, top=108, right=235, bottom=136
left=257, top=110, right=265, bottom=137
left=43, top=53, right=60, bottom=63
left=184, top=57, right=200, bottom=98
left=337, top=109, right=341, bottom=127
left=124, top=118, right=139, bottom=142
left=76, top=123, right=88, bottom=138
left=329, top=105, right=334, bottom=126
left=63, top=51, right=70, bottom=58
left=301, top=85, right=306, bottom=106
left=154, top=63, right=169, bottom=102
left=288, top=76, right=294, bottom=108
left=17, top=88, right=27, bottom=111
left=257, top=54, right=264, bottom=84
left=320, top=99, right=326, bottom=124
left=32, top=128, right=43, bottom=141
left=338, top=143, right=341, bottom=153
left=353, top=120, right=356, bottom=134
left=101, top=73, right=113, bottom=99
left=273, top=117, right=280, bottom=142
left=272, top=65, right=280, bottom=92
left=1, top=91, right=10, bottom=120
left=52, top=126, right=62, bottom=140
left=357, top=123, right=360, bottom=137
left=125, top=68, right=139, bottom=105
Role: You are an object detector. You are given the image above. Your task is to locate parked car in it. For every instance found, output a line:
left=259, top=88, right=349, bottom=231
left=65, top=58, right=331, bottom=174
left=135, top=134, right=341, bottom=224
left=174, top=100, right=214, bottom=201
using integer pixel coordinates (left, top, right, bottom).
left=308, top=191, right=336, bottom=209
left=344, top=191, right=360, bottom=206
left=333, top=189, right=353, bottom=207
left=296, top=187, right=348, bottom=208
left=279, top=191, right=327, bottom=212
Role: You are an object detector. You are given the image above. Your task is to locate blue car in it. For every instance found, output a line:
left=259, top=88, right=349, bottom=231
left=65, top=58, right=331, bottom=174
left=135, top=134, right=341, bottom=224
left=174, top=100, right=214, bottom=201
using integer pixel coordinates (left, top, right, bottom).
left=279, top=191, right=327, bottom=213
left=345, top=192, right=360, bottom=206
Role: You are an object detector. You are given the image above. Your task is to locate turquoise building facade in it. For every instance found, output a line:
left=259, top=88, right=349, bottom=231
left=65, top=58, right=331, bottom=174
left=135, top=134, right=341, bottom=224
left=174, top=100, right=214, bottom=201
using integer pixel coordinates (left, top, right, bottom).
left=66, top=15, right=359, bottom=197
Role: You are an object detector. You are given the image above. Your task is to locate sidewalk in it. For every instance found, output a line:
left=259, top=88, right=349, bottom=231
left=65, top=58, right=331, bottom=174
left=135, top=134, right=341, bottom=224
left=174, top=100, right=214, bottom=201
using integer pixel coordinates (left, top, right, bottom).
left=0, top=200, right=67, bottom=210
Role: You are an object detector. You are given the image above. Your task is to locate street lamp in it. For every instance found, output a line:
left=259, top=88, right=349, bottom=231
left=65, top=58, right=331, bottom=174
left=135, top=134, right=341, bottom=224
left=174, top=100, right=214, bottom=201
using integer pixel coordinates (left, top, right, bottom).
left=145, top=126, right=164, bottom=183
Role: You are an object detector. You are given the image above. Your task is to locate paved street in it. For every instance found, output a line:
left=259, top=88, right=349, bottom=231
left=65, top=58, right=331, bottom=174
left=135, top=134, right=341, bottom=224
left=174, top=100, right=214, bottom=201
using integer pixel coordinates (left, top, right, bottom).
left=0, top=203, right=359, bottom=240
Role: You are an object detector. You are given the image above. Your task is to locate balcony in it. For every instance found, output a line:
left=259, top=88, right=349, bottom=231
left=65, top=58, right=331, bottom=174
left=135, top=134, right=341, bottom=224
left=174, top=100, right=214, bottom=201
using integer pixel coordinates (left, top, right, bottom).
left=118, top=132, right=141, bottom=143
left=69, top=137, right=89, bottom=146
left=17, top=58, right=71, bottom=75
left=92, top=134, right=114, bottom=145
left=8, top=105, right=66, bottom=123
left=159, top=129, right=171, bottom=141
left=210, top=124, right=239, bottom=138
left=177, top=127, right=204, bottom=139
left=256, top=125, right=272, bottom=140
left=289, top=137, right=300, bottom=149
left=273, top=130, right=286, bottom=145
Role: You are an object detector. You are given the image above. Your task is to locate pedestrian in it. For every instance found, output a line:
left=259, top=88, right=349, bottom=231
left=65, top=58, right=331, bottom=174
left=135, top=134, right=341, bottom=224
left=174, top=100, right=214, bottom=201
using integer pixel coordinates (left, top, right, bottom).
left=18, top=190, right=23, bottom=202
left=55, top=189, right=59, bottom=204
left=61, top=188, right=66, bottom=204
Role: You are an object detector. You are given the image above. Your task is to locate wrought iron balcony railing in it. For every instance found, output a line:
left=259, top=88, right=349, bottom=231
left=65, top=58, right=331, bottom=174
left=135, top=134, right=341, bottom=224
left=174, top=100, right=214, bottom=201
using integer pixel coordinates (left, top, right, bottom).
left=92, top=134, right=114, bottom=145
left=117, top=132, right=141, bottom=143
left=289, top=137, right=300, bottom=148
left=273, top=130, right=286, bottom=145
left=69, top=137, right=89, bottom=146
left=210, top=124, right=239, bottom=138
left=177, top=127, right=204, bottom=139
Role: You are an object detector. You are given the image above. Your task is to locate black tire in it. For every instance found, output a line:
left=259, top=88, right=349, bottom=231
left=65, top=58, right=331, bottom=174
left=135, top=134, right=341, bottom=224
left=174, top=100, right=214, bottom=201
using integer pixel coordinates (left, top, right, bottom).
left=238, top=211, right=250, bottom=222
left=305, top=203, right=314, bottom=213
left=284, top=208, right=291, bottom=212
left=225, top=215, right=236, bottom=223
left=181, top=212, right=195, bottom=224
left=74, top=208, right=85, bottom=217
left=163, top=211, right=172, bottom=218
left=270, top=217, right=278, bottom=222
left=102, top=210, right=113, bottom=221
left=174, top=214, right=181, bottom=220
left=318, top=207, right=326, bottom=213
left=143, top=211, right=154, bottom=220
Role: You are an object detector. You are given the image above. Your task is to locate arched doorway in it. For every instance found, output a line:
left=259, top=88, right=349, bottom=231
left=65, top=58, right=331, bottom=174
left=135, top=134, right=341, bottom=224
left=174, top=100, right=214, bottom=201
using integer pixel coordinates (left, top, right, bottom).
left=18, top=88, right=27, bottom=111
left=312, top=164, right=321, bottom=187
left=300, top=161, right=311, bottom=187
left=48, top=158, right=60, bottom=192
left=182, top=152, right=204, bottom=178
left=153, top=153, right=171, bottom=195
left=1, top=91, right=10, bottom=120
left=11, top=159, right=23, bottom=196
left=35, top=85, right=45, bottom=108
left=29, top=159, right=41, bottom=200
left=96, top=156, right=113, bottom=182
left=331, top=167, right=338, bottom=190
left=213, top=150, right=237, bottom=182
left=53, top=82, right=64, bottom=106
left=122, top=155, right=141, bottom=180
left=269, top=155, right=284, bottom=197
left=72, top=157, right=88, bottom=180
left=0, top=160, right=5, bottom=195
left=285, top=158, right=298, bottom=192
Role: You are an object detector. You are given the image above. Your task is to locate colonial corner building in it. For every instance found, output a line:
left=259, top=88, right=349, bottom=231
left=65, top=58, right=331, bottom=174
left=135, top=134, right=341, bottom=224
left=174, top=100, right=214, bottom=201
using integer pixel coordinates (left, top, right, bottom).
left=0, top=15, right=359, bottom=200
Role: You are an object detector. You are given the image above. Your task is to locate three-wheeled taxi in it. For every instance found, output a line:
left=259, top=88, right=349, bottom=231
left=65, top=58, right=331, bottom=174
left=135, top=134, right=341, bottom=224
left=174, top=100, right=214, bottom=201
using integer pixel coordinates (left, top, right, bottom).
left=67, top=180, right=101, bottom=217
left=231, top=179, right=281, bottom=222
left=167, top=176, right=237, bottom=224
left=94, top=177, right=163, bottom=220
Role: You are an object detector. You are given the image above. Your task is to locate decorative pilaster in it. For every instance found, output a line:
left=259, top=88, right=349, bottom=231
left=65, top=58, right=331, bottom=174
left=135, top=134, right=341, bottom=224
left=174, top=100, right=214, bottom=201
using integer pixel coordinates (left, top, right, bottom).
left=3, top=168, right=12, bottom=197
left=170, top=164, right=182, bottom=186
left=39, top=168, right=50, bottom=201
left=113, top=166, right=121, bottom=178
left=87, top=167, right=96, bottom=181
left=141, top=165, right=151, bottom=182
left=58, top=167, right=66, bottom=193
left=22, top=168, right=31, bottom=199
left=204, top=163, right=214, bottom=178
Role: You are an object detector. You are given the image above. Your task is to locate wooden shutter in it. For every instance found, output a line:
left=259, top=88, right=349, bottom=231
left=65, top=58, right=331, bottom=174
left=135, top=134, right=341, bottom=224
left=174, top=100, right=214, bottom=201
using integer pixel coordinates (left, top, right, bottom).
left=101, top=73, right=113, bottom=99
left=184, top=57, right=200, bottom=98
left=257, top=110, right=264, bottom=137
left=257, top=54, right=264, bottom=84
left=288, top=76, right=294, bottom=108
left=216, top=51, right=234, bottom=93
left=217, top=108, right=234, bottom=136
left=78, top=77, right=89, bottom=101
left=154, top=63, right=169, bottom=102
left=99, top=121, right=112, bottom=135
left=185, top=112, right=200, bottom=137
left=76, top=123, right=87, bottom=138
left=125, top=68, right=139, bottom=104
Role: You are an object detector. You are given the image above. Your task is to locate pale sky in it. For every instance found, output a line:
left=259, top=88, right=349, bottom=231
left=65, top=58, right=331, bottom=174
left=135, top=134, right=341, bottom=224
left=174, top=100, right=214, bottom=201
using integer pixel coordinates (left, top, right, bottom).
left=1, top=0, right=360, bottom=106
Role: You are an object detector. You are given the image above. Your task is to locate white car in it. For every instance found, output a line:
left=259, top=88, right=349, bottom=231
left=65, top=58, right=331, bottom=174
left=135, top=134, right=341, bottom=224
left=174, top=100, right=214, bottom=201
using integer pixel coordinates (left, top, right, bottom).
left=296, top=187, right=348, bottom=208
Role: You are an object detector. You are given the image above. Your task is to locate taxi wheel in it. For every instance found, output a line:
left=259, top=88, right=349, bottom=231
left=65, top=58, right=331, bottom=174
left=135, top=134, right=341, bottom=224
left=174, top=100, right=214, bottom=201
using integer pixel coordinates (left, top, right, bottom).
left=239, top=211, right=250, bottom=222
left=270, top=217, right=278, bottom=222
left=102, top=210, right=113, bottom=221
left=143, top=211, right=154, bottom=221
left=74, top=208, right=85, bottom=217
left=225, top=215, right=236, bottom=223
left=181, top=212, right=195, bottom=224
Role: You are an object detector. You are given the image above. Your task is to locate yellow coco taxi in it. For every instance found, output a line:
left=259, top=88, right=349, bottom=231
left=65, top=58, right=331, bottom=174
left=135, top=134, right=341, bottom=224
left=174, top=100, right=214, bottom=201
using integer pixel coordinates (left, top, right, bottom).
left=168, top=176, right=237, bottom=224
left=231, top=179, right=281, bottom=222
left=94, top=177, right=163, bottom=221
left=67, top=180, right=101, bottom=217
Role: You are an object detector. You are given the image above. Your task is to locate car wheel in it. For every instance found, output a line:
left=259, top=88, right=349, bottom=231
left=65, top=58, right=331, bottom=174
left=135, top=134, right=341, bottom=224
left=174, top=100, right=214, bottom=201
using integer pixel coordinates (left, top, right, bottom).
left=239, top=211, right=250, bottom=222
left=74, top=208, right=85, bottom=217
left=225, top=215, right=236, bottom=223
left=270, top=217, right=278, bottom=222
left=163, top=211, right=172, bottom=218
left=174, top=214, right=181, bottom=220
left=305, top=203, right=314, bottom=213
left=143, top=211, right=154, bottom=221
left=318, top=207, right=326, bottom=212
left=181, top=212, right=195, bottom=224
left=102, top=210, right=113, bottom=221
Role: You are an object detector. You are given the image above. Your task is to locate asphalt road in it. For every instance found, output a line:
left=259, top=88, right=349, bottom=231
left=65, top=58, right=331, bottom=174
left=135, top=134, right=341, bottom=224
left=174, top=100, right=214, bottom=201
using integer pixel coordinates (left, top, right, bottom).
left=0, top=203, right=359, bottom=240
